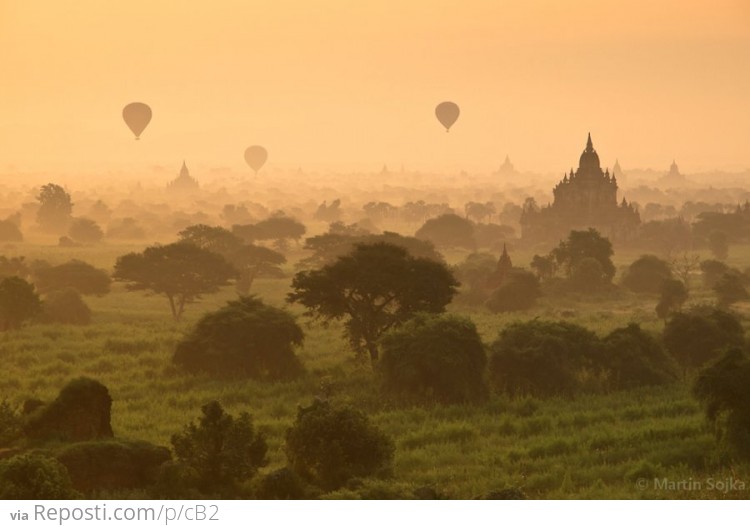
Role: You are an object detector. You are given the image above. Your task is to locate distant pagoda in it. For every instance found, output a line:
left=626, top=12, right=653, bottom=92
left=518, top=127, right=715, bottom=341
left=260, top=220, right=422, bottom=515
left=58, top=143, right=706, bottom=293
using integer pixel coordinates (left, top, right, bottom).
left=487, top=243, right=513, bottom=287
left=167, top=161, right=199, bottom=193
left=521, top=134, right=640, bottom=243
left=658, top=159, right=686, bottom=186
left=495, top=155, right=516, bottom=176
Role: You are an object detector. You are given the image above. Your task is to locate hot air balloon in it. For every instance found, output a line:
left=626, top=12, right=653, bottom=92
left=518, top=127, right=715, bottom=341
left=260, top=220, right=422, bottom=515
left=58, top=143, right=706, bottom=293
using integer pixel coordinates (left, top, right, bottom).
left=435, top=101, right=460, bottom=132
left=122, top=102, right=152, bottom=140
left=244, top=145, right=268, bottom=174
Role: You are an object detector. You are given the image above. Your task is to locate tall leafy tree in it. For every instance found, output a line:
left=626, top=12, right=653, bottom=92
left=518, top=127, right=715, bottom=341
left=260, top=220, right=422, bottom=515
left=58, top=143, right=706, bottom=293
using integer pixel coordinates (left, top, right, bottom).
left=113, top=243, right=235, bottom=321
left=171, top=401, right=267, bottom=495
left=551, top=228, right=616, bottom=282
left=36, top=183, right=73, bottom=233
left=288, top=242, right=458, bottom=363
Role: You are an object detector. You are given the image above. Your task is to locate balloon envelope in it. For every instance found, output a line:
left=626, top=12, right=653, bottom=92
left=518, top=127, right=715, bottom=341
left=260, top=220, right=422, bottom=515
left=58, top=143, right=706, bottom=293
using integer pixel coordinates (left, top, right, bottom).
left=122, top=102, right=152, bottom=140
left=435, top=101, right=460, bottom=132
left=244, top=145, right=268, bottom=173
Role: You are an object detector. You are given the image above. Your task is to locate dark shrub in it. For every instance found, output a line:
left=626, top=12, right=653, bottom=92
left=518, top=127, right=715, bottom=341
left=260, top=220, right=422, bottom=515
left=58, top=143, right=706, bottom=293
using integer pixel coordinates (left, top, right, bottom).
left=254, top=467, right=308, bottom=499
left=24, top=377, right=114, bottom=442
left=174, top=296, right=304, bottom=380
left=0, top=454, right=80, bottom=499
left=0, top=276, right=41, bottom=331
left=0, top=219, right=23, bottom=243
left=485, top=270, right=541, bottom=312
left=694, top=347, right=750, bottom=460
left=40, top=288, right=91, bottom=325
left=598, top=324, right=679, bottom=389
left=379, top=314, right=487, bottom=403
left=700, top=259, right=732, bottom=288
left=171, top=401, right=267, bottom=496
left=621, top=255, right=673, bottom=294
left=453, top=252, right=496, bottom=305
left=68, top=218, right=104, bottom=244
left=33, top=260, right=111, bottom=295
left=488, top=320, right=599, bottom=396
left=663, top=309, right=745, bottom=373
left=285, top=399, right=394, bottom=490
left=56, top=439, right=170, bottom=493
left=415, top=214, right=476, bottom=249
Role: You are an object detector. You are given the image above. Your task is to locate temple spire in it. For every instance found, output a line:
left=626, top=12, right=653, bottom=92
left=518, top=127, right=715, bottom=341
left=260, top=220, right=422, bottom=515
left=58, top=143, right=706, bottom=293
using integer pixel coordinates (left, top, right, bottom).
left=586, top=132, right=593, bottom=151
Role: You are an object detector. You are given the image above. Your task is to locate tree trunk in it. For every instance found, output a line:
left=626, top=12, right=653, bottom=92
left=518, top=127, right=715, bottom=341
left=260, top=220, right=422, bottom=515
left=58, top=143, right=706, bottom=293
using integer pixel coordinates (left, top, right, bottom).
left=366, top=340, right=379, bottom=364
left=167, top=294, right=178, bottom=321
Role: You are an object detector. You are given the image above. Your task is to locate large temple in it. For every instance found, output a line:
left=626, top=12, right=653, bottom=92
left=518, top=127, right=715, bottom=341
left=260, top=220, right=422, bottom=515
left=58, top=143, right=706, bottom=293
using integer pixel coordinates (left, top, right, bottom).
left=520, top=134, right=640, bottom=243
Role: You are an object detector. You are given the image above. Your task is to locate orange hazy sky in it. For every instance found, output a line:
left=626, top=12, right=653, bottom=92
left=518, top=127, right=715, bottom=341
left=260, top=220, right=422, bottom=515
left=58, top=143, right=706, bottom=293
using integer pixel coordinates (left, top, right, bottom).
left=1, top=0, right=749, bottom=175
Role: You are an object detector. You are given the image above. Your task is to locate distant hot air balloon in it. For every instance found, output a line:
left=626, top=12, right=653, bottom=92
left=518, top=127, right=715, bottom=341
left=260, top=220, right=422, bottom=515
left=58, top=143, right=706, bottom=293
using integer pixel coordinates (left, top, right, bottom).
left=435, top=101, right=460, bottom=132
left=122, top=102, right=152, bottom=140
left=244, top=145, right=268, bottom=174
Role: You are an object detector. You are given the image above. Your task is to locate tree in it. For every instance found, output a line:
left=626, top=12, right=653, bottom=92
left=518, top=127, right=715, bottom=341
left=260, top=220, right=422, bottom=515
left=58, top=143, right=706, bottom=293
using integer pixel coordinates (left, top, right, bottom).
left=313, top=199, right=342, bottom=222
left=0, top=277, right=41, bottom=331
left=299, top=231, right=443, bottom=269
left=288, top=243, right=458, bottom=362
left=663, top=309, right=745, bottom=374
left=178, top=224, right=242, bottom=254
left=227, top=245, right=286, bottom=295
left=473, top=223, right=515, bottom=250
left=0, top=455, right=80, bottom=499
left=36, top=183, right=73, bottom=233
left=415, top=213, right=476, bottom=250
left=599, top=324, right=678, bottom=389
left=179, top=224, right=285, bottom=295
left=530, top=254, right=557, bottom=281
left=171, top=401, right=267, bottom=496
left=485, top=270, right=541, bottom=312
left=488, top=320, right=599, bottom=396
left=0, top=400, right=22, bottom=447
left=708, top=230, right=729, bottom=260
left=68, top=218, right=104, bottom=244
left=113, top=243, right=235, bottom=321
left=551, top=228, right=616, bottom=281
left=693, top=347, right=750, bottom=460
left=379, top=314, right=488, bottom=403
left=568, top=257, right=609, bottom=293
left=714, top=272, right=749, bottom=308
left=0, top=219, right=23, bottom=243
left=235, top=217, right=306, bottom=245
left=40, top=288, right=91, bottom=325
left=700, top=259, right=732, bottom=288
left=0, top=256, right=30, bottom=279
left=33, top=259, right=111, bottom=295
left=174, top=296, right=304, bottom=379
left=655, top=279, right=688, bottom=320
left=670, top=252, right=701, bottom=292
left=464, top=201, right=496, bottom=223
left=621, top=255, right=673, bottom=294
left=285, top=399, right=394, bottom=491
left=453, top=252, right=497, bottom=305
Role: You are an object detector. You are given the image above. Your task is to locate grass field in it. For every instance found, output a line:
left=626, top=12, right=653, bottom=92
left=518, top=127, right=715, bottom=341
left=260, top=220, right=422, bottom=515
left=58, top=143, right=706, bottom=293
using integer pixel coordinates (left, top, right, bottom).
left=1, top=242, right=749, bottom=499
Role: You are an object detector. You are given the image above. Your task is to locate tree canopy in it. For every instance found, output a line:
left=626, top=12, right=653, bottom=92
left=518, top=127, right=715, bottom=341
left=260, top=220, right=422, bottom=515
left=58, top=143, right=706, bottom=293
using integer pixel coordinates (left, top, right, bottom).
left=289, top=242, right=458, bottom=362
left=113, top=243, right=235, bottom=320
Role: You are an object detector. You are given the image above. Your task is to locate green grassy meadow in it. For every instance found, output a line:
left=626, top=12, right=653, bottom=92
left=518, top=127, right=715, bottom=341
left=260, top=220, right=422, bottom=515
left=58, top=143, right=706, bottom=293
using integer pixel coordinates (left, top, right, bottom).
left=1, top=242, right=749, bottom=499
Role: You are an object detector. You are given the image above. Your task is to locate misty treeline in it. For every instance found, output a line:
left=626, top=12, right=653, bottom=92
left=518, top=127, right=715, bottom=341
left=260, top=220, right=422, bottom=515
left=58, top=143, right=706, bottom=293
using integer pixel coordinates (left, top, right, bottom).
left=2, top=173, right=750, bottom=499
